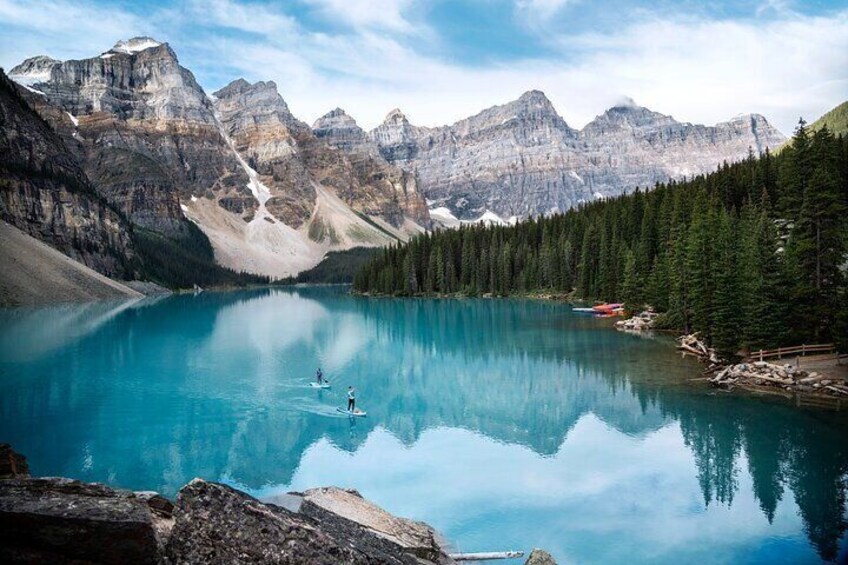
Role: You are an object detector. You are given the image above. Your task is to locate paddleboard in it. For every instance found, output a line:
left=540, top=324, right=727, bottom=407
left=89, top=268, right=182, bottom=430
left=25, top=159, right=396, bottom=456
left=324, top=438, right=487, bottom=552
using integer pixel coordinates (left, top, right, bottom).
left=310, top=382, right=331, bottom=389
left=337, top=407, right=367, bottom=417
left=572, top=307, right=595, bottom=312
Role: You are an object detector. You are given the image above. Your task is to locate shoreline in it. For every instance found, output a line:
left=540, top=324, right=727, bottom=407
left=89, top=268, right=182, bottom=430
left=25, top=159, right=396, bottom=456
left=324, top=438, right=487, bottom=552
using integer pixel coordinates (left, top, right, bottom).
left=355, top=293, right=848, bottom=407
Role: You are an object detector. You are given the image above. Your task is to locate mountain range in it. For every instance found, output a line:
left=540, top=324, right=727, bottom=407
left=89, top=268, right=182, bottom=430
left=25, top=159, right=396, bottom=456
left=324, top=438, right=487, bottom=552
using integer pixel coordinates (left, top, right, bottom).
left=3, top=36, right=788, bottom=281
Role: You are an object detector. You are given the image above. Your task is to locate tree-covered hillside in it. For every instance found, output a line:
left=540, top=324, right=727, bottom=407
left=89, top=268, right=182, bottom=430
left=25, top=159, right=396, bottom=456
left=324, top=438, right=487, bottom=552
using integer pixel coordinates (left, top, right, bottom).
left=809, top=101, right=848, bottom=137
left=354, top=122, right=848, bottom=358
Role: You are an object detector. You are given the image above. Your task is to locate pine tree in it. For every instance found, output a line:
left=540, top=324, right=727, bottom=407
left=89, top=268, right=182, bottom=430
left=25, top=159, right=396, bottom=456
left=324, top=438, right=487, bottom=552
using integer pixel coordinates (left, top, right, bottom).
left=786, top=127, right=846, bottom=341
left=742, top=208, right=787, bottom=350
left=712, top=211, right=742, bottom=360
left=620, top=249, right=642, bottom=311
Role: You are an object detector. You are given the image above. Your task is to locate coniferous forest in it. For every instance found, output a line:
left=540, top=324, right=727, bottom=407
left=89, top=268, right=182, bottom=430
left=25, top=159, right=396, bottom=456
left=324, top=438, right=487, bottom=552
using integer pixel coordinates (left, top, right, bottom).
left=354, top=122, right=848, bottom=358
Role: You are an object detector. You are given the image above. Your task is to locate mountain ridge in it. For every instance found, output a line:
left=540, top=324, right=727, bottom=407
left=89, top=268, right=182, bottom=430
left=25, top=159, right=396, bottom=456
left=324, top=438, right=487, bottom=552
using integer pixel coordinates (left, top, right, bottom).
left=352, top=90, right=786, bottom=220
left=8, top=38, right=429, bottom=278
left=7, top=36, right=790, bottom=277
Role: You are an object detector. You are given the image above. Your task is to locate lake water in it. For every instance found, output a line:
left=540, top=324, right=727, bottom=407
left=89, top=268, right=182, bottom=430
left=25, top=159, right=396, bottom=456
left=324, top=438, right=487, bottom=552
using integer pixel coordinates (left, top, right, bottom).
left=1, top=287, right=846, bottom=563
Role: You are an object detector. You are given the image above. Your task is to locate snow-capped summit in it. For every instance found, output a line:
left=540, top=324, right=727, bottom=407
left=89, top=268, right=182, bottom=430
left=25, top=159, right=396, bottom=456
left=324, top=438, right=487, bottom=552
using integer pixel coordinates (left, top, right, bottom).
left=8, top=55, right=61, bottom=86
left=110, top=37, right=162, bottom=55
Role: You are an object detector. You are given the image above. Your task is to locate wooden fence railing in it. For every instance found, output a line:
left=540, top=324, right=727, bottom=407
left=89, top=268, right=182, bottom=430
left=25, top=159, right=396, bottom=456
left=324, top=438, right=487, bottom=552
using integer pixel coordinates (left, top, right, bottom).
left=748, top=343, right=835, bottom=362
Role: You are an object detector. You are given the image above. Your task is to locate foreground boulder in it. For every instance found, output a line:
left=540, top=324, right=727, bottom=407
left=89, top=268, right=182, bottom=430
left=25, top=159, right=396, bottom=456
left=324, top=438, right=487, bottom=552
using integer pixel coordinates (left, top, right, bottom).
left=300, top=486, right=453, bottom=564
left=0, top=478, right=166, bottom=564
left=525, top=548, right=557, bottom=564
left=167, top=479, right=412, bottom=564
left=0, top=445, right=535, bottom=564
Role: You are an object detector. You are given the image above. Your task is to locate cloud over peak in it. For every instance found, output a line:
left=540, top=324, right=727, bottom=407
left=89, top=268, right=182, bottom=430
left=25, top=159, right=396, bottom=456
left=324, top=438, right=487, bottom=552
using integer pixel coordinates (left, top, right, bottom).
left=0, top=0, right=845, bottom=134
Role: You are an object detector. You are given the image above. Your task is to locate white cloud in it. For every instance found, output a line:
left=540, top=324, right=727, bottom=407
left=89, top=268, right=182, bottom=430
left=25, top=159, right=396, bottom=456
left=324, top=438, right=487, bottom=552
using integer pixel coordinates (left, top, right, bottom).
left=516, top=0, right=573, bottom=19
left=0, top=0, right=845, bottom=136
left=0, top=0, right=150, bottom=62
left=303, top=0, right=416, bottom=34
left=189, top=0, right=299, bottom=36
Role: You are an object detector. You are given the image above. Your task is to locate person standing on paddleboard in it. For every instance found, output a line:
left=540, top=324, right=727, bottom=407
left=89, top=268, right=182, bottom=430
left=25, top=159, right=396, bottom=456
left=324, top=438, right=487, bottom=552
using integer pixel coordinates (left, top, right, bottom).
left=347, top=386, right=355, bottom=412
left=316, top=368, right=324, bottom=384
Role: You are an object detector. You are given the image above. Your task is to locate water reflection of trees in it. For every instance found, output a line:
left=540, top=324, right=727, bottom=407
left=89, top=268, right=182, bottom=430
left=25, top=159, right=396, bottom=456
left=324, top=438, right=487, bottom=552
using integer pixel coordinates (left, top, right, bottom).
left=343, top=294, right=848, bottom=561
left=1, top=288, right=847, bottom=560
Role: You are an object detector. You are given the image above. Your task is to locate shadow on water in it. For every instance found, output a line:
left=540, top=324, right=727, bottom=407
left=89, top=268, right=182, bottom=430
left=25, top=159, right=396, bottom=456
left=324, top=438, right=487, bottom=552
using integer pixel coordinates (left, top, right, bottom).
left=1, top=286, right=847, bottom=562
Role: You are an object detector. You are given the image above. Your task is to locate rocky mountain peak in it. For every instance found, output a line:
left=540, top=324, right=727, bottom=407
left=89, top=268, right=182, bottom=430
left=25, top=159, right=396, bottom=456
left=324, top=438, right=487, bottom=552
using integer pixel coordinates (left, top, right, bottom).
left=369, top=109, right=424, bottom=161
left=213, top=79, right=299, bottom=129
left=511, top=90, right=558, bottom=117
left=582, top=102, right=678, bottom=135
left=8, top=56, right=61, bottom=86
left=110, top=37, right=163, bottom=55
left=213, top=78, right=281, bottom=101
left=313, top=108, right=361, bottom=133
left=715, top=113, right=785, bottom=152
left=518, top=89, right=553, bottom=106
left=382, top=108, right=410, bottom=125
left=11, top=39, right=210, bottom=122
left=452, top=89, right=570, bottom=139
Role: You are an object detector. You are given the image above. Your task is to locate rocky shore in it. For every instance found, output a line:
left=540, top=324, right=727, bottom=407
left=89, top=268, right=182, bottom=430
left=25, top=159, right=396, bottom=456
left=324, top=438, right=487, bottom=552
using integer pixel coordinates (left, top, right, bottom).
left=614, top=310, right=658, bottom=332
left=674, top=334, right=848, bottom=400
left=0, top=445, right=552, bottom=564
left=709, top=361, right=848, bottom=397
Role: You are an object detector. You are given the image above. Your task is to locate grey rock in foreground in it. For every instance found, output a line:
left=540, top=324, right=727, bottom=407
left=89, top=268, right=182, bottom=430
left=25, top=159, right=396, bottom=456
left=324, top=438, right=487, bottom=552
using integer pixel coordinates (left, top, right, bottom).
left=0, top=478, right=167, bottom=564
left=167, top=479, right=368, bottom=564
left=0, top=465, right=457, bottom=563
left=525, top=548, right=557, bottom=565
left=299, top=486, right=454, bottom=563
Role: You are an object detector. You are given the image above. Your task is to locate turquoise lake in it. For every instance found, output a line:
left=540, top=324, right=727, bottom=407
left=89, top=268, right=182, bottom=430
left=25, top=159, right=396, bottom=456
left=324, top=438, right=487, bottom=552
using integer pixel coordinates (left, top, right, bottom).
left=1, top=287, right=847, bottom=563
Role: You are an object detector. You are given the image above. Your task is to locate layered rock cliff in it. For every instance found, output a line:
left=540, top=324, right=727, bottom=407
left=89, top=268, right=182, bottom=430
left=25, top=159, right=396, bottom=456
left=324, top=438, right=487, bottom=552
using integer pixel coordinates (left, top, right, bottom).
left=311, top=107, right=429, bottom=227
left=8, top=37, right=785, bottom=275
left=10, top=40, right=430, bottom=278
left=10, top=39, right=251, bottom=237
left=364, top=92, right=786, bottom=221
left=0, top=70, right=134, bottom=278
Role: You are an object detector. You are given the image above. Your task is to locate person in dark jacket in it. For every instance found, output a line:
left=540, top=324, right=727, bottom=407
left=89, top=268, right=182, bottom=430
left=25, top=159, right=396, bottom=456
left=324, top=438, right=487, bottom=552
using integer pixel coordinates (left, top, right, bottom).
left=347, top=386, right=355, bottom=412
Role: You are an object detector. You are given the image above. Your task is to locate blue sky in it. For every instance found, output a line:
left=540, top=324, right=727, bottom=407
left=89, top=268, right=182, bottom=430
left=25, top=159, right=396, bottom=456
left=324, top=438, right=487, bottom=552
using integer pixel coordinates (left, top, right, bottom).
left=1, top=0, right=846, bottom=133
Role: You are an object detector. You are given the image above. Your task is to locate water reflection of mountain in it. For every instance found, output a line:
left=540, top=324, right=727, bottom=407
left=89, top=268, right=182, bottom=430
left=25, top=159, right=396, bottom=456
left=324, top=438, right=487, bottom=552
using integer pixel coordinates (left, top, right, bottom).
left=1, top=287, right=846, bottom=560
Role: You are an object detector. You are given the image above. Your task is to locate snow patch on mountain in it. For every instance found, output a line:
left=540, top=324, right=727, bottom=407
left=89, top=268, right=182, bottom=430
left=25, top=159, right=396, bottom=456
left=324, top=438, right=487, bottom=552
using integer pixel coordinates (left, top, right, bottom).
left=8, top=56, right=60, bottom=86
left=110, top=37, right=162, bottom=54
left=428, top=207, right=512, bottom=228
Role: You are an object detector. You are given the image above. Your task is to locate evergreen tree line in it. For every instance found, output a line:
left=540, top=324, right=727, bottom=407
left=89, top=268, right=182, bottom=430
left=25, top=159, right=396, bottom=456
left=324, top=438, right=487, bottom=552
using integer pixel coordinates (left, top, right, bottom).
left=354, top=122, right=848, bottom=358
left=133, top=224, right=270, bottom=288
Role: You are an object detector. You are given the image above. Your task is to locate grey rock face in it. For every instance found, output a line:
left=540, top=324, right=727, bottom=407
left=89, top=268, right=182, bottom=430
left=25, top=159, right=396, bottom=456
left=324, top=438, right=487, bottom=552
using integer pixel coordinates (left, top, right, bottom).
left=10, top=38, right=252, bottom=232
left=0, top=70, right=135, bottom=278
left=368, top=92, right=786, bottom=220
left=311, top=107, right=430, bottom=226
left=370, top=108, right=431, bottom=162
left=525, top=548, right=557, bottom=565
left=300, top=486, right=453, bottom=564
left=167, top=479, right=372, bottom=564
left=313, top=107, right=380, bottom=156
left=0, top=446, right=464, bottom=565
left=6, top=55, right=60, bottom=86
left=0, top=478, right=166, bottom=564
left=215, top=78, right=430, bottom=228
left=213, top=78, right=315, bottom=227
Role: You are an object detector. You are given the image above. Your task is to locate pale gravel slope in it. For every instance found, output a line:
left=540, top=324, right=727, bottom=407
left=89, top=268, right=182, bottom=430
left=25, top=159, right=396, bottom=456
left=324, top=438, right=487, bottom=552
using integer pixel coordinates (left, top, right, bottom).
left=0, top=221, right=142, bottom=307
